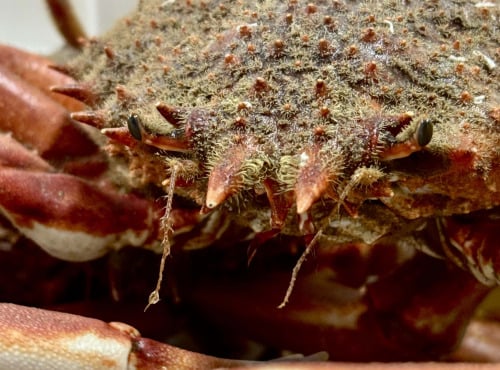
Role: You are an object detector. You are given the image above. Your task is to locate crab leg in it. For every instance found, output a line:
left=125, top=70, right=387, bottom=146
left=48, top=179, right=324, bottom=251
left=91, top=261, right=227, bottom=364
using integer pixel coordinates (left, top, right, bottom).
left=0, top=43, right=161, bottom=261
left=45, top=0, right=87, bottom=49
left=0, top=167, right=159, bottom=261
left=0, top=303, right=254, bottom=369
left=187, top=245, right=491, bottom=361
left=0, top=44, right=85, bottom=111
left=0, top=134, right=54, bottom=171
left=2, top=303, right=499, bottom=370
left=0, top=62, right=96, bottom=159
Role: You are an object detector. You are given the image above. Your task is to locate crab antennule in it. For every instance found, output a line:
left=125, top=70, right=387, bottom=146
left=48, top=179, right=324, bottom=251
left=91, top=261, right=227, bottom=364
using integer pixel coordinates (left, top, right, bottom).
left=263, top=179, right=294, bottom=229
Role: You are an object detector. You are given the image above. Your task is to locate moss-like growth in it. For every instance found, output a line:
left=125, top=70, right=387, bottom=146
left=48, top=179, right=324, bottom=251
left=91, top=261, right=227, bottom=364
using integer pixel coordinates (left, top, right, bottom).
left=70, top=0, right=499, bottom=223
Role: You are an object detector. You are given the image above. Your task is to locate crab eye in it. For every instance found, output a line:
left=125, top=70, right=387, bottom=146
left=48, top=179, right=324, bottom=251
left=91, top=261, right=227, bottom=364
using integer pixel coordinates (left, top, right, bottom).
left=127, top=114, right=143, bottom=141
left=417, top=119, right=433, bottom=147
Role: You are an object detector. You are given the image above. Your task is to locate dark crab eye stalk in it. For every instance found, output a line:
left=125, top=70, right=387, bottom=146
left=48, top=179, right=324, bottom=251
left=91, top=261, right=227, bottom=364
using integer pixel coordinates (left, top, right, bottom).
left=93, top=112, right=190, bottom=152
left=379, top=119, right=434, bottom=161
left=127, top=113, right=143, bottom=141
left=124, top=112, right=190, bottom=152
left=416, top=119, right=433, bottom=147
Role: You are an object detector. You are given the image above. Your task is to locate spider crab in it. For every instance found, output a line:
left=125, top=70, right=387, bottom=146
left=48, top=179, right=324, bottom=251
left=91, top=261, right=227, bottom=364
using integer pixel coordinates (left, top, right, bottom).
left=0, top=0, right=499, bottom=368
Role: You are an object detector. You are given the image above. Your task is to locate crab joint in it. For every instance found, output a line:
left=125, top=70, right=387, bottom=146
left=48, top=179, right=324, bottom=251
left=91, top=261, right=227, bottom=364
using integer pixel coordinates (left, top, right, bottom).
left=379, top=119, right=434, bottom=161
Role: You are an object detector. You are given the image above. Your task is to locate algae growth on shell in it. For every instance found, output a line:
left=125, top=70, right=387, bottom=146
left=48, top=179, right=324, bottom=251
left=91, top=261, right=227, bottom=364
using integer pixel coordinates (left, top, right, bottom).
left=68, top=0, right=499, bottom=227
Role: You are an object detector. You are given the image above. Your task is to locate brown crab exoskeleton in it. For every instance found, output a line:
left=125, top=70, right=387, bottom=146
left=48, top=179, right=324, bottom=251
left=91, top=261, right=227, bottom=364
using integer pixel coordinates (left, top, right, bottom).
left=1, top=0, right=500, bottom=367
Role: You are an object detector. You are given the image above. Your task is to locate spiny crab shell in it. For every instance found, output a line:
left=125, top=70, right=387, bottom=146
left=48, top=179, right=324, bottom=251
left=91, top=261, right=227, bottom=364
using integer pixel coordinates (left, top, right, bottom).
left=61, top=0, right=499, bottom=274
left=0, top=0, right=499, bottom=364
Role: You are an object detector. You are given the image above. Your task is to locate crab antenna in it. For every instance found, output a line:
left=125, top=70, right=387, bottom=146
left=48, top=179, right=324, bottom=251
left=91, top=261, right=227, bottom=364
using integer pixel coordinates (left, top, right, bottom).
left=278, top=229, right=323, bottom=309
left=146, top=163, right=179, bottom=311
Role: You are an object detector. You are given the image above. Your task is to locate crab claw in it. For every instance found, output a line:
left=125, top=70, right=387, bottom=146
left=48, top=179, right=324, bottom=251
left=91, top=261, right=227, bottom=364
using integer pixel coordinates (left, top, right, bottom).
left=0, top=167, right=157, bottom=261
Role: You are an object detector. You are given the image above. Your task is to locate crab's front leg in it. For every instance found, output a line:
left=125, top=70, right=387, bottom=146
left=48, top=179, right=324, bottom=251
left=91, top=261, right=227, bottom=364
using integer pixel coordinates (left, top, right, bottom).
left=0, top=303, right=259, bottom=369
left=0, top=44, right=163, bottom=261
left=4, top=304, right=499, bottom=370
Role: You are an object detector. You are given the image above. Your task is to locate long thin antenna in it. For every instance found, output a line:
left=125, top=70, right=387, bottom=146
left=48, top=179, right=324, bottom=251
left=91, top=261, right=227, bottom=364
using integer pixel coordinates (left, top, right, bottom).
left=278, top=229, right=323, bottom=309
left=145, top=164, right=179, bottom=311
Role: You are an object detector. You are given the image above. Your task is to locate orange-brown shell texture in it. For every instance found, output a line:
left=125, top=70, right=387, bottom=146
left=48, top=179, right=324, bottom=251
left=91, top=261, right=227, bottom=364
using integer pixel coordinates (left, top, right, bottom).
left=68, top=0, right=499, bottom=241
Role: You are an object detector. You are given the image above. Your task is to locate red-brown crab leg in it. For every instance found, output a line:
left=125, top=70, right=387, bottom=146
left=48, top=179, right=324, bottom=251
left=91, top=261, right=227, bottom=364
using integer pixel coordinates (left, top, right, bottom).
left=0, top=134, right=54, bottom=172
left=4, top=304, right=496, bottom=370
left=0, top=44, right=85, bottom=112
left=0, top=72, right=95, bottom=157
left=0, top=303, right=256, bottom=369
left=45, top=0, right=87, bottom=49
left=0, top=46, right=97, bottom=159
left=0, top=167, right=159, bottom=261
left=0, top=44, right=161, bottom=261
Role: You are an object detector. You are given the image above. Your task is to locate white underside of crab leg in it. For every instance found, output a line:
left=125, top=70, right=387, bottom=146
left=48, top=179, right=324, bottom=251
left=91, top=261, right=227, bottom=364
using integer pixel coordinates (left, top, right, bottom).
left=0, top=168, right=156, bottom=261
left=0, top=304, right=260, bottom=369
left=11, top=215, right=152, bottom=262
left=0, top=304, right=131, bottom=370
